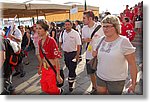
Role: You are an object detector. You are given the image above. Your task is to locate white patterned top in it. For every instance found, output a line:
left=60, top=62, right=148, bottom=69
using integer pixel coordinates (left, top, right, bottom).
left=96, top=35, right=136, bottom=81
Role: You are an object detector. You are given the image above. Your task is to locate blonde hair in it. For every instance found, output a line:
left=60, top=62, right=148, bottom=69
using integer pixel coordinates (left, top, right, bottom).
left=101, top=15, right=121, bottom=34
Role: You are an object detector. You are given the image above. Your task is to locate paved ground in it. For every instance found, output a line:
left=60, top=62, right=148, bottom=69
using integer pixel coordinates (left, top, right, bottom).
left=11, top=33, right=143, bottom=95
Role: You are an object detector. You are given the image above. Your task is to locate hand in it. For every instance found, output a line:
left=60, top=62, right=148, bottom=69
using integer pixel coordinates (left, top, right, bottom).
left=57, top=75, right=63, bottom=84
left=128, top=84, right=136, bottom=93
left=26, top=45, right=29, bottom=49
left=74, top=55, right=79, bottom=62
left=84, top=38, right=92, bottom=43
left=92, top=51, right=98, bottom=57
left=38, top=68, right=42, bottom=75
left=8, top=34, right=13, bottom=39
left=76, top=55, right=80, bottom=62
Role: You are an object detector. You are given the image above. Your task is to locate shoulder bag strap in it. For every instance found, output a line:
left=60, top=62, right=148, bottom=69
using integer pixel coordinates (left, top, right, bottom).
left=96, top=36, right=105, bottom=51
left=86, top=25, right=101, bottom=50
left=39, top=41, right=57, bottom=74
left=61, top=29, right=65, bottom=44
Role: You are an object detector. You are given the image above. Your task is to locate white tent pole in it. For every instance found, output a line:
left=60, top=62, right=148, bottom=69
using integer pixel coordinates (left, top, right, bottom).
left=17, top=15, right=20, bottom=26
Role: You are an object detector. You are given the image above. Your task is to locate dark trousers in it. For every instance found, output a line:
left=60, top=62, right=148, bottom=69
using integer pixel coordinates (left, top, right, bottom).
left=64, top=51, right=77, bottom=80
left=15, top=62, right=24, bottom=74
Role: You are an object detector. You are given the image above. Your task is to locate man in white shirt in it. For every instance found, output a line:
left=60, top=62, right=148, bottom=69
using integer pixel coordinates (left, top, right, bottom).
left=8, top=25, right=26, bottom=77
left=59, top=20, right=81, bottom=92
left=8, top=24, right=22, bottom=52
left=82, top=10, right=104, bottom=94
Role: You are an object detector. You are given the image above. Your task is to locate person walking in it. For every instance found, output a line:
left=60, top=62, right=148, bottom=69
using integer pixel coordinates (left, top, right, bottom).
left=92, top=15, right=138, bottom=95
left=32, top=24, right=41, bottom=69
left=37, top=20, right=63, bottom=95
left=59, top=19, right=81, bottom=92
left=82, top=10, right=104, bottom=94
left=20, top=26, right=30, bottom=65
left=49, top=22, right=57, bottom=42
left=9, top=24, right=26, bottom=77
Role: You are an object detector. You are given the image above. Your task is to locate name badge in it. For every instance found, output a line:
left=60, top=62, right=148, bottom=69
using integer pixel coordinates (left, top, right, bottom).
left=88, top=45, right=92, bottom=52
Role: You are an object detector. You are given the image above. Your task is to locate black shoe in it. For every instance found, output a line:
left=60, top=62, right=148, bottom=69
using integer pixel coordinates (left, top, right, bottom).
left=69, top=87, right=73, bottom=92
left=90, top=87, right=97, bottom=95
left=60, top=88, right=64, bottom=95
left=9, top=85, right=15, bottom=91
left=20, top=72, right=26, bottom=77
left=13, top=72, right=20, bottom=76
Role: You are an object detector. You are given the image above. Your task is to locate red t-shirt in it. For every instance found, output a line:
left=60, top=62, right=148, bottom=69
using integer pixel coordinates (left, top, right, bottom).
left=124, top=9, right=130, bottom=18
left=38, top=35, right=61, bottom=59
left=129, top=12, right=134, bottom=21
left=134, top=7, right=138, bottom=16
left=124, top=23, right=136, bottom=41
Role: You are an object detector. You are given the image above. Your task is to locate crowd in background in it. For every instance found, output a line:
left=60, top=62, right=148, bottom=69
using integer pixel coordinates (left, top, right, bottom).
left=0, top=1, right=143, bottom=95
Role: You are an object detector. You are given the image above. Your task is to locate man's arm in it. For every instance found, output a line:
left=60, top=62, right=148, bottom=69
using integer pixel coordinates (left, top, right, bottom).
left=82, top=38, right=92, bottom=43
left=75, top=45, right=81, bottom=61
left=8, top=34, right=21, bottom=42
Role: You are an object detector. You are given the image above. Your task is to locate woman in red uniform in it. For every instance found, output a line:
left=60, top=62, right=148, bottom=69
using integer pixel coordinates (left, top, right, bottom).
left=36, top=20, right=63, bottom=95
left=122, top=17, right=136, bottom=41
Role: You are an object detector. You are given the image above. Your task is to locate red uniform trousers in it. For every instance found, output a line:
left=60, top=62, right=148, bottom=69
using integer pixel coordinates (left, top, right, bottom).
left=40, top=67, right=60, bottom=95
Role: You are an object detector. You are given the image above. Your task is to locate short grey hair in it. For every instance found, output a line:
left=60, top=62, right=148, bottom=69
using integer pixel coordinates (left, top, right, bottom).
left=101, top=15, right=121, bottom=34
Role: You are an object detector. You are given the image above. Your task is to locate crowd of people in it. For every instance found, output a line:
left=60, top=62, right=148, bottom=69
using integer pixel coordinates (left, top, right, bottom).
left=119, top=2, right=143, bottom=40
left=0, top=1, right=143, bottom=95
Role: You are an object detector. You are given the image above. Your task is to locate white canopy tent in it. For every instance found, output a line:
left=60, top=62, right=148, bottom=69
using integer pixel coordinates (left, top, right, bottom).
left=1, top=1, right=99, bottom=18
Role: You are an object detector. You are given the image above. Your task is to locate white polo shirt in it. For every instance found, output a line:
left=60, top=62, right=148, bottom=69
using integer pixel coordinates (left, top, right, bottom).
left=59, top=29, right=81, bottom=52
left=82, top=23, right=104, bottom=59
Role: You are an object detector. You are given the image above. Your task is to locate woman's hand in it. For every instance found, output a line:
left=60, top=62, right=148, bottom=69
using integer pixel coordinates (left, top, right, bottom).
left=57, top=74, right=63, bottom=84
left=38, top=68, right=42, bottom=75
left=128, top=83, right=136, bottom=93
left=92, top=51, right=98, bottom=57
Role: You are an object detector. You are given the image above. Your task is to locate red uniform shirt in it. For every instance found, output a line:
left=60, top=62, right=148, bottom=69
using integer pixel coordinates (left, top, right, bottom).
left=38, top=36, right=61, bottom=95
left=124, top=23, right=136, bottom=41
left=134, top=7, right=138, bottom=16
left=38, top=35, right=61, bottom=59
left=129, top=11, right=134, bottom=21
left=124, top=9, right=130, bottom=18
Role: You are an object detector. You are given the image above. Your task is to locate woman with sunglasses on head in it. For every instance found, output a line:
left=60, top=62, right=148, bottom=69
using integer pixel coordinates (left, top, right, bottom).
left=36, top=20, right=63, bottom=95
left=92, top=15, right=138, bottom=95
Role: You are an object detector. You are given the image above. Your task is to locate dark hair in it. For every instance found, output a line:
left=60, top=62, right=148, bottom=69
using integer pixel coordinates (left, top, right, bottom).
left=64, top=19, right=72, bottom=25
left=36, top=20, right=49, bottom=31
left=83, top=10, right=95, bottom=20
left=94, top=16, right=99, bottom=21
left=50, top=22, right=56, bottom=27
left=105, top=11, right=111, bottom=15
left=126, top=5, right=129, bottom=8
left=75, top=20, right=80, bottom=24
